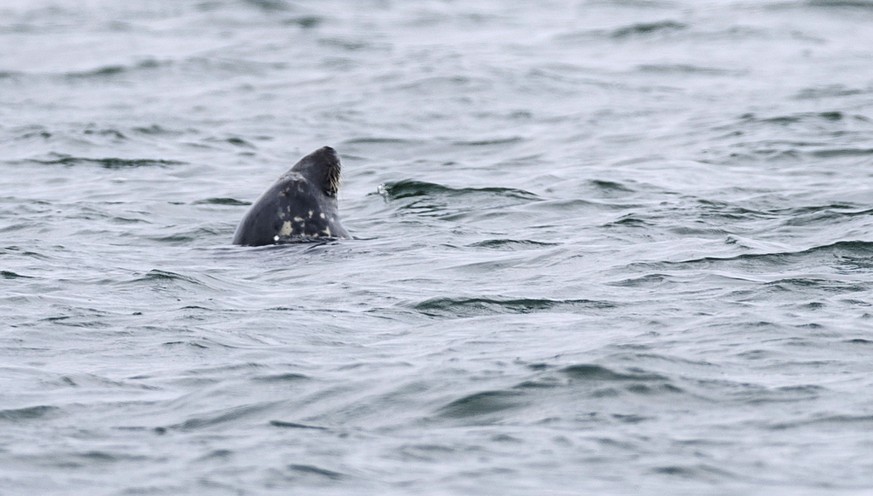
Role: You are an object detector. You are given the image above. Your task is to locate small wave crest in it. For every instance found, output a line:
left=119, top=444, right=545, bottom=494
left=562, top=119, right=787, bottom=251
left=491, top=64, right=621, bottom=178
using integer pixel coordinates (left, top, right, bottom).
left=673, top=240, right=873, bottom=267
left=27, top=155, right=184, bottom=169
left=435, top=362, right=683, bottom=422
left=378, top=180, right=539, bottom=202
left=611, top=20, right=687, bottom=39
left=377, top=180, right=541, bottom=222
left=0, top=405, right=59, bottom=421
left=414, top=297, right=616, bottom=317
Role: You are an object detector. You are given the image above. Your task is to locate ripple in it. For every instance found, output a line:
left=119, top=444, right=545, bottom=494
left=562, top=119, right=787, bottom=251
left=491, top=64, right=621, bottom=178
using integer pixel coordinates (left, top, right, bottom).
left=467, top=239, right=560, bottom=250
left=737, top=111, right=848, bottom=125
left=806, top=0, right=873, bottom=9
left=636, top=64, right=740, bottom=76
left=608, top=273, right=671, bottom=287
left=0, top=405, right=59, bottom=421
left=452, top=136, right=524, bottom=147
left=414, top=297, right=616, bottom=317
left=62, top=59, right=166, bottom=80
left=118, top=269, right=207, bottom=290
left=377, top=180, right=541, bottom=220
left=768, top=414, right=873, bottom=431
left=342, top=137, right=422, bottom=145
left=244, top=0, right=292, bottom=12
left=253, top=372, right=310, bottom=383
left=269, top=420, right=327, bottom=430
left=665, top=240, right=873, bottom=269
left=651, top=463, right=736, bottom=480
left=379, top=180, right=539, bottom=202
left=172, top=402, right=280, bottom=431
left=1, top=270, right=33, bottom=279
left=436, top=390, right=526, bottom=419
left=132, top=124, right=186, bottom=136
left=560, top=364, right=667, bottom=382
left=27, top=155, right=184, bottom=168
left=795, top=84, right=867, bottom=100
left=283, top=15, right=322, bottom=28
left=54, top=450, right=151, bottom=468
left=810, top=147, right=873, bottom=158
left=192, top=198, right=250, bottom=206
left=147, top=228, right=224, bottom=244
left=587, top=179, right=636, bottom=193
left=602, top=214, right=654, bottom=228
left=285, top=464, right=345, bottom=481
left=611, top=20, right=687, bottom=39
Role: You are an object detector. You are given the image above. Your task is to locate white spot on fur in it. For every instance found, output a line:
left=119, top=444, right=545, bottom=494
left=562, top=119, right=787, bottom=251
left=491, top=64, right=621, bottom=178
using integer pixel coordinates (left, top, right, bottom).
left=293, top=216, right=304, bottom=222
left=322, top=226, right=332, bottom=237
left=273, top=235, right=279, bottom=242
left=319, top=212, right=325, bottom=219
left=279, top=221, right=293, bottom=236
left=308, top=210, right=314, bottom=219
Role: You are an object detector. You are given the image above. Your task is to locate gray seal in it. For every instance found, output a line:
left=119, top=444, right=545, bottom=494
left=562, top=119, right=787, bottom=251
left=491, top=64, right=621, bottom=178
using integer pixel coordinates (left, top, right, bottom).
left=232, top=146, right=350, bottom=246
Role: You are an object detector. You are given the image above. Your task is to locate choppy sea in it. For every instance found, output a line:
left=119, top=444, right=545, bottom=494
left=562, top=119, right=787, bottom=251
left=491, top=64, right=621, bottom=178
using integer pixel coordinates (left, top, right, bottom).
left=2, top=1, right=873, bottom=494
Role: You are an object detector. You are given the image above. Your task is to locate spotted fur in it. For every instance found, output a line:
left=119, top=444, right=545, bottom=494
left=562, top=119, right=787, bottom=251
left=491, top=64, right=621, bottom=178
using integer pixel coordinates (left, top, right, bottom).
left=232, top=146, right=350, bottom=246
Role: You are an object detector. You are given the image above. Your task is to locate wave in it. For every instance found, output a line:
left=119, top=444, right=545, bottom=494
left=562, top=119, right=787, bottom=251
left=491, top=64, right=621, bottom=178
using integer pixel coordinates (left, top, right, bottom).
left=436, top=390, right=526, bottom=419
left=284, top=464, right=346, bottom=481
left=467, top=239, right=560, bottom=250
left=452, top=136, right=524, bottom=147
left=269, top=420, right=327, bottom=430
left=376, top=179, right=541, bottom=221
left=636, top=64, right=741, bottom=76
left=0, top=405, right=59, bottom=421
left=243, top=0, right=293, bottom=12
left=379, top=180, right=539, bottom=202
left=192, top=198, right=250, bottom=206
left=1, top=270, right=33, bottom=279
left=171, top=401, right=282, bottom=431
left=806, top=0, right=873, bottom=9
left=795, top=84, right=868, bottom=99
left=122, top=269, right=204, bottom=286
left=436, top=363, right=683, bottom=421
left=587, top=179, right=636, bottom=193
left=644, top=241, right=873, bottom=273
left=63, top=59, right=166, bottom=80
left=705, top=110, right=873, bottom=162
left=737, top=111, right=848, bottom=125
left=611, top=20, right=687, bottom=39
left=680, top=240, right=873, bottom=263
left=414, top=297, right=616, bottom=317
left=27, top=155, right=184, bottom=168
left=559, top=364, right=668, bottom=382
left=342, top=137, right=423, bottom=145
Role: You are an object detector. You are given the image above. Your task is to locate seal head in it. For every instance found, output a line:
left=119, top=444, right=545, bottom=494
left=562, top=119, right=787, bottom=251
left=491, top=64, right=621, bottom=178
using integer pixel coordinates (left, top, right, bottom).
left=232, top=146, right=350, bottom=246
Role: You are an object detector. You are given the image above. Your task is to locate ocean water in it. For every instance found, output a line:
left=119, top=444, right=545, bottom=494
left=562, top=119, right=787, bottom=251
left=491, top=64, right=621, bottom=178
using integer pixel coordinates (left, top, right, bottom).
left=2, top=0, right=873, bottom=494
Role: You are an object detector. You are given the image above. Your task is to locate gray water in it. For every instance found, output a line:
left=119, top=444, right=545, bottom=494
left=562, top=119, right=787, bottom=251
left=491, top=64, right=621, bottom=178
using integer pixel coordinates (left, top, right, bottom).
left=2, top=1, right=873, bottom=494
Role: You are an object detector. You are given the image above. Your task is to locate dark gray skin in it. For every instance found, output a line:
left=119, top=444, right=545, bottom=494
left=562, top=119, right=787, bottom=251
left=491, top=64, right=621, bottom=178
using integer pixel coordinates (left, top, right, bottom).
left=232, top=146, right=350, bottom=246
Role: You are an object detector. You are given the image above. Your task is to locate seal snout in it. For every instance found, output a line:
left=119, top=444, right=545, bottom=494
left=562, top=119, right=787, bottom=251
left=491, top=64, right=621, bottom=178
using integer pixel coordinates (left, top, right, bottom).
left=296, top=146, right=341, bottom=197
left=314, top=146, right=339, bottom=162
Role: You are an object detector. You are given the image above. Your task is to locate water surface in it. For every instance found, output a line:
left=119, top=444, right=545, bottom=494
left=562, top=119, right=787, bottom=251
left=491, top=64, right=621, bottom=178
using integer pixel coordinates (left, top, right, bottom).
left=2, top=1, right=873, bottom=494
